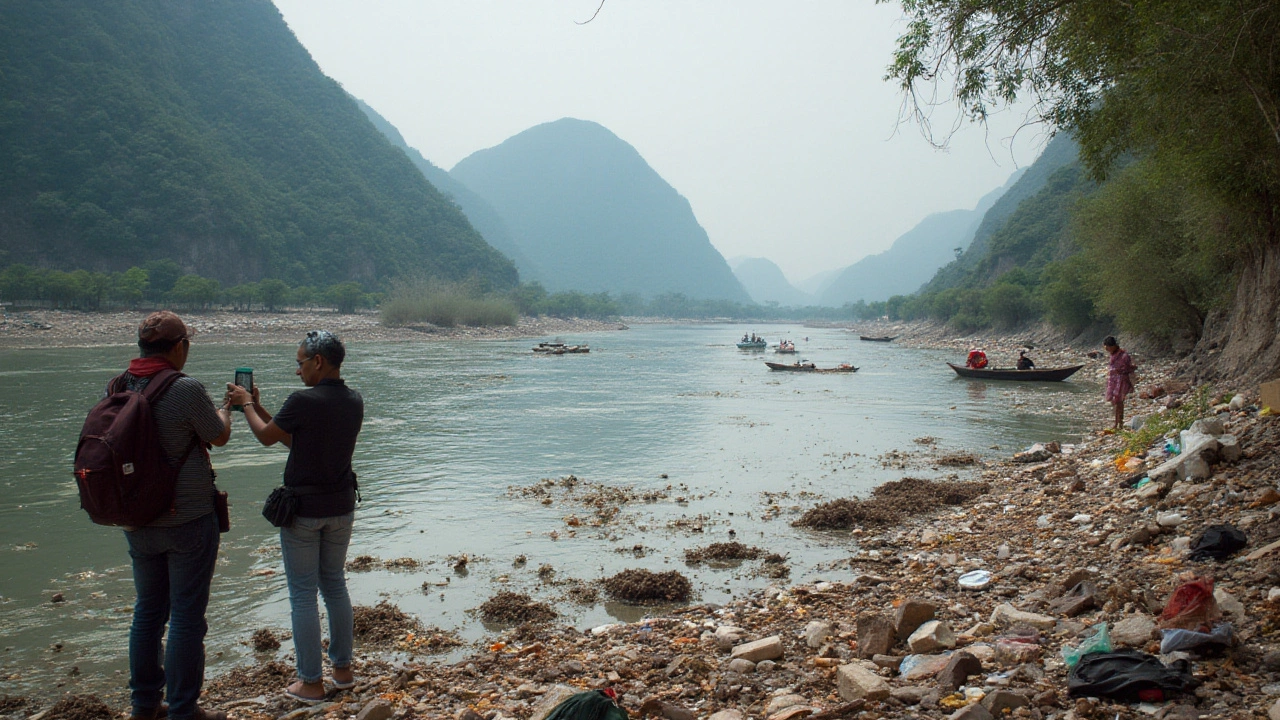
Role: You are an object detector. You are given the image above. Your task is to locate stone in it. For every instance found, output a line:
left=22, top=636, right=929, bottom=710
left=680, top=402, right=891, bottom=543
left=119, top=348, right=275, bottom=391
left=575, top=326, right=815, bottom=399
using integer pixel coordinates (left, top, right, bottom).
left=1230, top=394, right=1246, bottom=411
left=908, top=620, right=956, bottom=653
left=1214, top=588, right=1245, bottom=619
left=709, top=712, right=745, bottom=720
left=756, top=660, right=778, bottom=673
left=732, top=635, right=783, bottom=663
left=639, top=698, right=696, bottom=720
left=872, top=654, right=903, bottom=671
left=1189, top=417, right=1225, bottom=436
left=804, top=620, right=833, bottom=648
left=355, top=700, right=394, bottom=720
left=1269, top=698, right=1280, bottom=720
left=936, top=651, right=983, bottom=692
left=1148, top=433, right=1221, bottom=482
left=727, top=658, right=756, bottom=674
left=857, top=613, right=897, bottom=658
left=989, top=604, right=1056, bottom=630
left=1111, top=615, right=1157, bottom=647
left=1048, top=581, right=1097, bottom=617
left=895, top=599, right=938, bottom=640
left=964, top=643, right=996, bottom=663
left=949, top=704, right=995, bottom=720
left=899, top=653, right=951, bottom=681
left=714, top=625, right=746, bottom=651
left=1248, top=538, right=1280, bottom=561
left=892, top=686, right=928, bottom=705
left=964, top=622, right=995, bottom=638
left=766, top=694, right=807, bottom=714
left=995, top=639, right=1043, bottom=664
left=530, top=685, right=583, bottom=720
left=1219, top=434, right=1242, bottom=463
left=456, top=710, right=486, bottom=720
left=982, top=690, right=1031, bottom=714
left=836, top=662, right=891, bottom=702
left=1013, top=446, right=1052, bottom=463
left=1179, top=455, right=1211, bottom=481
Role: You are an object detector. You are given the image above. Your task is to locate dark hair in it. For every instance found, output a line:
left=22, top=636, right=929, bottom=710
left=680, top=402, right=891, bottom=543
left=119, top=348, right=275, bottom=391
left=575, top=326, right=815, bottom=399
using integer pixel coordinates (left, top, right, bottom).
left=300, top=330, right=345, bottom=368
left=139, top=336, right=186, bottom=357
left=1103, top=336, right=1118, bottom=347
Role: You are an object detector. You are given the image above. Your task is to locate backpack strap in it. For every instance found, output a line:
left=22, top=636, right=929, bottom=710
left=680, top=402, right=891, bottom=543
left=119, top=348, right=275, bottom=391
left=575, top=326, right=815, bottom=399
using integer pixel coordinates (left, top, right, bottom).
left=115, top=368, right=200, bottom=469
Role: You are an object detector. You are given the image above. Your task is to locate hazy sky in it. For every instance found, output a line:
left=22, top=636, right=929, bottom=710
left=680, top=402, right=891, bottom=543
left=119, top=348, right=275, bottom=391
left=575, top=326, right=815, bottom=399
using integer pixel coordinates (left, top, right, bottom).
left=271, top=0, right=1047, bottom=284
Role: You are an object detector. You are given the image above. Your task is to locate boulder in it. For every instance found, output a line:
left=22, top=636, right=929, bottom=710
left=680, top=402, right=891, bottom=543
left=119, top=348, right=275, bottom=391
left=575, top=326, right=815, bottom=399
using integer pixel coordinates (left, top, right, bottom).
left=1189, top=417, right=1225, bottom=436
left=857, top=613, right=897, bottom=658
left=908, top=620, right=956, bottom=653
left=936, top=651, right=983, bottom=692
left=895, top=599, right=938, bottom=640
left=732, top=636, right=783, bottom=663
left=1219, top=434, right=1242, bottom=463
left=355, top=700, right=394, bottom=720
left=836, top=663, right=890, bottom=702
left=989, top=603, right=1056, bottom=630
left=1111, top=615, right=1157, bottom=647
left=899, top=653, right=951, bottom=681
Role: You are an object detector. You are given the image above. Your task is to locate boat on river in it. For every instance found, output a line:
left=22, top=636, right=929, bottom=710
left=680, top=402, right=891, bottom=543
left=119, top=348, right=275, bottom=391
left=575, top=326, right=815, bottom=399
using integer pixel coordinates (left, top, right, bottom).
left=946, top=362, right=1084, bottom=381
left=533, top=342, right=589, bottom=354
left=736, top=339, right=768, bottom=349
left=859, top=335, right=897, bottom=342
left=775, top=340, right=797, bottom=354
left=765, top=361, right=858, bottom=373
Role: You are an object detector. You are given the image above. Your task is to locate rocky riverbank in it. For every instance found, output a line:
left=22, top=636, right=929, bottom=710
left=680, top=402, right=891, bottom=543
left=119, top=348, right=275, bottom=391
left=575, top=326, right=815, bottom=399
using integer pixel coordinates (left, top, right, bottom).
left=0, top=309, right=627, bottom=349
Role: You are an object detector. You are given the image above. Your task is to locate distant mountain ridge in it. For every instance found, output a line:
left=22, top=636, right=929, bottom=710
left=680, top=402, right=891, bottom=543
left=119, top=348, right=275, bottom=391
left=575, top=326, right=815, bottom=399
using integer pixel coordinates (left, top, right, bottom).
left=0, top=0, right=515, bottom=288
left=451, top=118, right=750, bottom=302
left=731, top=257, right=813, bottom=306
left=818, top=169, right=1023, bottom=307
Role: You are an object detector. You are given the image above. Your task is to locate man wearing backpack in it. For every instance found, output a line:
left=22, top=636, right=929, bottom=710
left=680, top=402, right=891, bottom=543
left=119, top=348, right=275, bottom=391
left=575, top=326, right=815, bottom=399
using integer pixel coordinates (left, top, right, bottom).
left=116, top=311, right=232, bottom=720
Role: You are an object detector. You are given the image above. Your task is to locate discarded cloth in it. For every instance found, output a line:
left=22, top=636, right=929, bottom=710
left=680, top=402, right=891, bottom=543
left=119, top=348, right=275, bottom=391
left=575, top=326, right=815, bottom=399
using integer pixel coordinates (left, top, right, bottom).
left=1067, top=650, right=1200, bottom=702
left=1159, top=623, right=1233, bottom=654
left=1159, top=576, right=1221, bottom=630
left=1188, top=525, right=1248, bottom=561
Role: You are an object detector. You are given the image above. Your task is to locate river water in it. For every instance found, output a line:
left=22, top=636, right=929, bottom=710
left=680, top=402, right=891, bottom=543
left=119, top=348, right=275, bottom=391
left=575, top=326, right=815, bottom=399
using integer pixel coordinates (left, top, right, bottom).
left=0, top=323, right=1096, bottom=699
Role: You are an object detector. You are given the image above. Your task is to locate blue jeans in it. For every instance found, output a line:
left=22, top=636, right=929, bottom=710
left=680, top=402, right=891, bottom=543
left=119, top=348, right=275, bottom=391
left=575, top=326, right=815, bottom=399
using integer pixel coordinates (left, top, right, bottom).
left=126, top=513, right=220, bottom=720
left=280, top=513, right=354, bottom=683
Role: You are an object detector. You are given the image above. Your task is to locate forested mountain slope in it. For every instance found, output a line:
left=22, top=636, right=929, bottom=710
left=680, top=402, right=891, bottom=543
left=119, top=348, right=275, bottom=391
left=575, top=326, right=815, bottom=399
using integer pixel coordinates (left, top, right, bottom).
left=451, top=118, right=749, bottom=302
left=0, top=0, right=516, bottom=288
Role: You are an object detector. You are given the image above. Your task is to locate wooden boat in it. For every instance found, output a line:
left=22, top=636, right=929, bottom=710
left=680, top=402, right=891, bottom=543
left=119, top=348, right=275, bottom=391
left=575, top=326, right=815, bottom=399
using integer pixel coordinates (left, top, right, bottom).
left=736, top=340, right=768, bottom=349
left=533, top=343, right=589, bottom=354
left=946, top=362, right=1084, bottom=381
left=765, top=361, right=857, bottom=373
left=859, top=335, right=897, bottom=342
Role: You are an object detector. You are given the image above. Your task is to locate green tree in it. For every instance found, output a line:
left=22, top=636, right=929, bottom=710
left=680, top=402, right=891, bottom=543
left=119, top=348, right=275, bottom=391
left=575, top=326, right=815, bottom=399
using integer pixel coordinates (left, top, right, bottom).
left=257, top=278, right=290, bottom=312
left=325, top=282, right=365, bottom=314
left=510, top=282, right=548, bottom=316
left=113, top=267, right=149, bottom=307
left=144, top=260, right=183, bottom=301
left=224, top=282, right=259, bottom=311
left=169, top=275, right=220, bottom=309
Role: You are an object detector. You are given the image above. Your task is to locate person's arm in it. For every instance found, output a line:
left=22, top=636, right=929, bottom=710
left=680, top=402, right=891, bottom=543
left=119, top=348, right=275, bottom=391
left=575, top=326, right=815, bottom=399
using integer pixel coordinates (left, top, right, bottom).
left=227, top=384, right=292, bottom=448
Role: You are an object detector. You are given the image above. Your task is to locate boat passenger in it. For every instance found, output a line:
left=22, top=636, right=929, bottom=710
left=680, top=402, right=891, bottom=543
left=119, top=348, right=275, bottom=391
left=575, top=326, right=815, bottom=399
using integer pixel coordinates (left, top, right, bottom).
left=1016, top=350, right=1035, bottom=370
left=965, top=348, right=989, bottom=369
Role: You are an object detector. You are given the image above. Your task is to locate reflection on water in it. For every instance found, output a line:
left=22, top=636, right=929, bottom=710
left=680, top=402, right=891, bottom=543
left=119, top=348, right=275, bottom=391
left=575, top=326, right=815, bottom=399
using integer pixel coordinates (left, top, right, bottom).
left=0, top=323, right=1098, bottom=699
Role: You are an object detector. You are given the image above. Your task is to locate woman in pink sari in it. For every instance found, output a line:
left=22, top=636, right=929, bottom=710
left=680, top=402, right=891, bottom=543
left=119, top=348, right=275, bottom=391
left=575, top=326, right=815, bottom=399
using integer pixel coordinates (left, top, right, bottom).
left=1104, top=336, right=1136, bottom=430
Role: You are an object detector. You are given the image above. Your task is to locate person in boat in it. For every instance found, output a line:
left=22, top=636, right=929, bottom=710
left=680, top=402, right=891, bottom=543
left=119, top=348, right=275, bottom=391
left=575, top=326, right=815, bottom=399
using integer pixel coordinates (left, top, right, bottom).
left=1104, top=335, right=1137, bottom=430
left=965, top=348, right=989, bottom=369
left=1016, top=350, right=1035, bottom=370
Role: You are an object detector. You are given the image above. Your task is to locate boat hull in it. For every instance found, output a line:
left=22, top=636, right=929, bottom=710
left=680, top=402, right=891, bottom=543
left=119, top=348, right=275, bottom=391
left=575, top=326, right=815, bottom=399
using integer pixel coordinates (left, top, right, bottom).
left=946, top=363, right=1084, bottom=381
left=765, top=362, right=857, bottom=373
left=859, top=336, right=896, bottom=342
left=736, top=342, right=767, bottom=349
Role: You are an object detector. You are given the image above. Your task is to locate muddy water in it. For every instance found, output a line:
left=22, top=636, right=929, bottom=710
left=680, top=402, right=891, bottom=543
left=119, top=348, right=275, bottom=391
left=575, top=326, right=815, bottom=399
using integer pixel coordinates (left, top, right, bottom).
left=0, top=323, right=1097, bottom=700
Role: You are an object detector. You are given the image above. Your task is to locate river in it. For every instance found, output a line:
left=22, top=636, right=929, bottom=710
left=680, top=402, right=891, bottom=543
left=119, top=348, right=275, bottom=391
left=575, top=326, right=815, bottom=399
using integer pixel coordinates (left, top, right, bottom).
left=0, top=323, right=1096, bottom=700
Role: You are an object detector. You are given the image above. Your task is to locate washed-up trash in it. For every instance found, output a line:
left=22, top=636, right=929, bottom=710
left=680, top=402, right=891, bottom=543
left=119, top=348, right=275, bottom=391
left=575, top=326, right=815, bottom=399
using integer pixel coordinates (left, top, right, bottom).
left=1159, top=623, right=1233, bottom=654
left=958, top=570, right=992, bottom=590
left=1067, top=650, right=1200, bottom=702
left=545, top=689, right=629, bottom=720
left=1188, top=525, right=1248, bottom=561
left=1061, top=623, right=1111, bottom=667
left=1159, top=577, right=1221, bottom=630
left=1133, top=477, right=1153, bottom=489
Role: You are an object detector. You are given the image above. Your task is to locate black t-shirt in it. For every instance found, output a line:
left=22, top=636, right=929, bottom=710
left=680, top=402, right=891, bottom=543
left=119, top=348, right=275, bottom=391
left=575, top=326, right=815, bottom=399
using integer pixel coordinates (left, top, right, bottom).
left=272, top=378, right=363, bottom=518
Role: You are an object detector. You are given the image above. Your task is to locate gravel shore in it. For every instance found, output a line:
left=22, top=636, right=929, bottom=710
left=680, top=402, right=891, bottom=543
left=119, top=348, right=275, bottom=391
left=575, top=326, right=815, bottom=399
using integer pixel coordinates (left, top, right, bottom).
left=0, top=309, right=628, bottom=349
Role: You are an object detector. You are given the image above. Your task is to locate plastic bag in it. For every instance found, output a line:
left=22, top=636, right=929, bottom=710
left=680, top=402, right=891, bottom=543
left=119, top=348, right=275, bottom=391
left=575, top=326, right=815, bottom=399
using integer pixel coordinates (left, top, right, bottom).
left=1188, top=525, right=1248, bottom=562
left=1067, top=649, right=1199, bottom=702
left=1159, top=622, right=1233, bottom=654
left=1061, top=622, right=1111, bottom=667
left=1158, top=577, right=1221, bottom=630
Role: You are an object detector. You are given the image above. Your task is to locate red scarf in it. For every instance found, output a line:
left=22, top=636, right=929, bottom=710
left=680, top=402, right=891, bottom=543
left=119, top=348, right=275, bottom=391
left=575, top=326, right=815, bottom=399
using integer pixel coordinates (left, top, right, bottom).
left=127, top=357, right=177, bottom=378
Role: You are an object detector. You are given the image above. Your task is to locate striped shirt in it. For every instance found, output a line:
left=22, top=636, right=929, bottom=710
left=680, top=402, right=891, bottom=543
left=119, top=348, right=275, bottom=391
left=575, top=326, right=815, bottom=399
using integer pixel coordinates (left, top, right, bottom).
left=119, top=374, right=225, bottom=527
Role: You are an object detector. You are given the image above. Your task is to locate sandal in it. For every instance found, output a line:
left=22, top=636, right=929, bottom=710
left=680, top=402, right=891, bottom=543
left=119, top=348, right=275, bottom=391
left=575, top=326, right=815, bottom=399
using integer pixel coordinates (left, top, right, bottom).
left=331, top=666, right=356, bottom=690
left=284, top=681, right=326, bottom=705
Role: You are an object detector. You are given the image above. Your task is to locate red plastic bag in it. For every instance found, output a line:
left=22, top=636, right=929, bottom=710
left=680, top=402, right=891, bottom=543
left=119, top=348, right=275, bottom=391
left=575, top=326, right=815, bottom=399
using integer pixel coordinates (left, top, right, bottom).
left=1158, top=577, right=1220, bottom=630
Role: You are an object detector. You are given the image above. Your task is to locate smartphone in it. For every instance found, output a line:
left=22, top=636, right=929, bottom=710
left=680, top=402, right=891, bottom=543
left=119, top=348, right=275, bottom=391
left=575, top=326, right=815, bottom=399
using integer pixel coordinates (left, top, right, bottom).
left=232, top=368, right=253, bottom=410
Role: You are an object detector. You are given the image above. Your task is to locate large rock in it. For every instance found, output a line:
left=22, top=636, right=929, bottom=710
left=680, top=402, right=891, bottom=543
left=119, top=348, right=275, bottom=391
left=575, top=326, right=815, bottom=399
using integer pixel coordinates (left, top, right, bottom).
left=895, top=599, right=938, bottom=640
left=530, top=685, right=586, bottom=720
left=908, top=620, right=956, bottom=653
left=1111, top=615, right=1157, bottom=647
left=1148, top=432, right=1222, bottom=482
left=804, top=620, right=833, bottom=648
left=981, top=691, right=1031, bottom=715
left=1048, top=581, right=1097, bottom=617
left=899, top=653, right=951, bottom=681
left=936, top=651, right=983, bottom=692
left=989, top=603, right=1056, bottom=630
left=727, top=658, right=756, bottom=674
left=1189, top=418, right=1225, bottom=436
left=836, top=663, right=890, bottom=701
left=732, top=636, right=783, bottom=663
left=1269, top=698, right=1280, bottom=720
left=948, top=704, right=995, bottom=720
left=714, top=625, right=746, bottom=651
left=891, top=686, right=928, bottom=705
left=1219, top=434, right=1242, bottom=463
left=857, top=613, right=896, bottom=658
left=355, top=700, right=394, bottom=720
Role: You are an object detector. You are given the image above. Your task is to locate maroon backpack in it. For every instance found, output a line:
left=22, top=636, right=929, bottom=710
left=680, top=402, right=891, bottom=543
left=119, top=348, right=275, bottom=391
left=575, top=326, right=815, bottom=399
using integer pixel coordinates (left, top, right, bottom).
left=74, top=369, right=192, bottom=527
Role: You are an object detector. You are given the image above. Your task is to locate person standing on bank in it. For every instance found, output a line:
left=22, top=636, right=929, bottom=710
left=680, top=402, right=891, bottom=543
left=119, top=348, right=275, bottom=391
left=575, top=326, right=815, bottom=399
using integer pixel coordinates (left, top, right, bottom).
left=1104, top=335, right=1137, bottom=430
left=225, top=331, right=363, bottom=703
left=122, top=311, right=233, bottom=720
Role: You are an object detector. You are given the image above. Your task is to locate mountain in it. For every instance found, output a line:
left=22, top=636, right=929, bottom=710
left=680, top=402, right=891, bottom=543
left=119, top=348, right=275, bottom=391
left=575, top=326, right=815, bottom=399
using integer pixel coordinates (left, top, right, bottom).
left=798, top=268, right=842, bottom=298
left=450, top=118, right=750, bottom=302
left=0, top=0, right=516, bottom=288
left=353, top=98, right=539, bottom=280
left=818, top=170, right=1023, bottom=307
left=731, top=258, right=813, bottom=306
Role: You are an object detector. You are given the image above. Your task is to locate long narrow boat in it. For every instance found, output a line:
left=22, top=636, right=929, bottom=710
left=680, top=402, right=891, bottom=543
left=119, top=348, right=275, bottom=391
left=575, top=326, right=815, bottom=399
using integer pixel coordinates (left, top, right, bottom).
left=736, top=340, right=768, bottom=349
left=859, top=335, right=897, bottom=342
left=946, top=362, right=1084, bottom=381
left=765, top=361, right=857, bottom=373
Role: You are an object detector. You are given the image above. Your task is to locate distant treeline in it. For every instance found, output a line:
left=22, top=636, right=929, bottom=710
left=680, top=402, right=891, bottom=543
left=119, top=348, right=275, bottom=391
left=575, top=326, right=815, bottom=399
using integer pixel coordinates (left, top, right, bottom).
left=0, top=261, right=372, bottom=314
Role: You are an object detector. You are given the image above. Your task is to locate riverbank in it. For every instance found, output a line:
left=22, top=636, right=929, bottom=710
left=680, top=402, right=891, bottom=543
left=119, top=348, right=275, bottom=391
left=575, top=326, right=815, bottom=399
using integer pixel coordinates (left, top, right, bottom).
left=0, top=309, right=627, bottom=349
